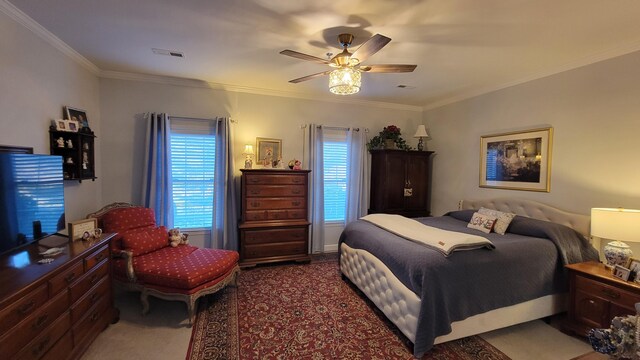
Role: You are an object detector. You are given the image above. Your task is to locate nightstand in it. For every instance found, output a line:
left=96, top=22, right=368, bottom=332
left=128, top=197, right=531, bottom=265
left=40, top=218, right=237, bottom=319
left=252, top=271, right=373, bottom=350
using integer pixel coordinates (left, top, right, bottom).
left=564, top=261, right=640, bottom=336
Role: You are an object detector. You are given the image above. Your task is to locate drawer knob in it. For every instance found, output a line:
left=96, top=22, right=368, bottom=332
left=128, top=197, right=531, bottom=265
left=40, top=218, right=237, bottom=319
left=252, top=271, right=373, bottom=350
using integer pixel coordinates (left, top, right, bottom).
left=91, top=292, right=100, bottom=303
left=292, top=189, right=301, bottom=194
left=250, top=189, right=260, bottom=195
left=18, top=300, right=35, bottom=315
left=90, top=274, right=100, bottom=285
left=250, top=201, right=260, bottom=207
left=94, top=253, right=105, bottom=262
left=32, top=314, right=49, bottom=330
left=292, top=201, right=301, bottom=206
left=65, top=273, right=77, bottom=283
left=91, top=311, right=100, bottom=322
left=601, top=288, right=620, bottom=299
left=31, top=336, right=50, bottom=356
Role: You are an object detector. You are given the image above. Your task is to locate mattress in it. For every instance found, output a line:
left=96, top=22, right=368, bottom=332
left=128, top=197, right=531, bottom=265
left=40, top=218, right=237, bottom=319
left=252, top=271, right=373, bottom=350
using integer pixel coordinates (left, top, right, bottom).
left=338, top=203, right=599, bottom=357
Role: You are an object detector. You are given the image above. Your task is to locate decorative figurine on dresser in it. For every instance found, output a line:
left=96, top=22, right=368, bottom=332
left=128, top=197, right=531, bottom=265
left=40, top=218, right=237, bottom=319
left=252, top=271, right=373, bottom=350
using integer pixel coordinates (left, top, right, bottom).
left=238, top=169, right=311, bottom=267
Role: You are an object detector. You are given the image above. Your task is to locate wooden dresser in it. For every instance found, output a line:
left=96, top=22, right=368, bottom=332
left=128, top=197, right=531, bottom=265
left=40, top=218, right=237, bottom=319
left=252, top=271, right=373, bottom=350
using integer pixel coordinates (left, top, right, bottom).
left=369, top=149, right=434, bottom=217
left=239, top=169, right=311, bottom=267
left=0, top=234, right=118, bottom=360
left=564, top=261, right=640, bottom=336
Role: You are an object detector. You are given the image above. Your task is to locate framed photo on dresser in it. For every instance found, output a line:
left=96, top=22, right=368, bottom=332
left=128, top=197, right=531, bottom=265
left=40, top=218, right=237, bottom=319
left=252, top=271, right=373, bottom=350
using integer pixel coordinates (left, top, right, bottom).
left=480, top=127, right=553, bottom=192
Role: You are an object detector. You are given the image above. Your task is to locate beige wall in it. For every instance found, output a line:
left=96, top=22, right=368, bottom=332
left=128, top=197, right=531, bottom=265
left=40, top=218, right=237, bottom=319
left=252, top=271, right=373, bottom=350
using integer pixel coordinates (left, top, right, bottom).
left=424, top=50, right=640, bottom=255
left=0, top=9, right=101, bottom=223
left=99, top=77, right=423, bottom=248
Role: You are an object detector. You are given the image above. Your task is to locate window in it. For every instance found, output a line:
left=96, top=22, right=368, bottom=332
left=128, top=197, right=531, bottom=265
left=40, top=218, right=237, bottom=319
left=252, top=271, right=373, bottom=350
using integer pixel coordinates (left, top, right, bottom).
left=169, top=119, right=216, bottom=229
left=323, top=131, right=348, bottom=222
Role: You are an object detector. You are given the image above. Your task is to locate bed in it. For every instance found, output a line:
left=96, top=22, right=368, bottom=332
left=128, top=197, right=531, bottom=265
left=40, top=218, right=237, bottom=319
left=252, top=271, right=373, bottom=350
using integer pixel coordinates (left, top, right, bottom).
left=338, top=198, right=599, bottom=357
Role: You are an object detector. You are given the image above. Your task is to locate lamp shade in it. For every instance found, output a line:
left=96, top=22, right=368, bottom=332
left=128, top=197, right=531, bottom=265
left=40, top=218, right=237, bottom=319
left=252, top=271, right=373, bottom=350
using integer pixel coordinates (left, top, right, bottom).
left=243, top=144, right=254, bottom=155
left=591, top=208, right=640, bottom=242
left=414, top=125, right=429, bottom=138
left=329, top=68, right=361, bottom=95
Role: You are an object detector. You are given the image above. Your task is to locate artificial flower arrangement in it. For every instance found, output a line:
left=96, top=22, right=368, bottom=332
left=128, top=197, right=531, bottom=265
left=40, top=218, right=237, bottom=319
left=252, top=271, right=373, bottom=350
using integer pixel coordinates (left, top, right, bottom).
left=367, top=125, right=412, bottom=150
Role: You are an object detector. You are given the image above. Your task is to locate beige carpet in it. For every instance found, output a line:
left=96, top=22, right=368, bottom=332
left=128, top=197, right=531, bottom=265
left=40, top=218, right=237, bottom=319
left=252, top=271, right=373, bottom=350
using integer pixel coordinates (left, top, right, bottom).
left=83, top=278, right=594, bottom=360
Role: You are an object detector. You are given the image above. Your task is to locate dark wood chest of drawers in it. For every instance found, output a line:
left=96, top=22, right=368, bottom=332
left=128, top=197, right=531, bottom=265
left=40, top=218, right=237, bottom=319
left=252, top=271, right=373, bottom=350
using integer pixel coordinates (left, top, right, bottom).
left=0, top=234, right=118, bottom=360
left=564, top=261, right=640, bottom=336
left=239, top=169, right=311, bottom=267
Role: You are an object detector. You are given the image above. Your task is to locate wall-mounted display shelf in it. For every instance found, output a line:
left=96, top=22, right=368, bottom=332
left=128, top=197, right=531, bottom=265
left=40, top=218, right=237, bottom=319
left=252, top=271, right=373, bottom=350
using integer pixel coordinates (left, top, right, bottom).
left=49, top=128, right=96, bottom=182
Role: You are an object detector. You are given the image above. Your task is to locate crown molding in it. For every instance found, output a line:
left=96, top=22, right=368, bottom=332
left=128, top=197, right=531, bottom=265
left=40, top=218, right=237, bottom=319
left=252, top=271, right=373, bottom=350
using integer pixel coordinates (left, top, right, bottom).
left=99, top=70, right=424, bottom=112
left=0, top=0, right=100, bottom=75
left=422, top=40, right=640, bottom=111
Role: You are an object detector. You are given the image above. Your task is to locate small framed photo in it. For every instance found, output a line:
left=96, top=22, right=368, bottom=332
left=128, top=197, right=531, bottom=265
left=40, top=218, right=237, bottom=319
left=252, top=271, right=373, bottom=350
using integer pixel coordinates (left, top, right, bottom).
left=67, top=120, right=79, bottom=133
left=54, top=119, right=68, bottom=131
left=68, top=218, right=98, bottom=241
left=64, top=106, right=89, bottom=130
left=628, top=258, right=640, bottom=282
left=613, top=264, right=631, bottom=281
left=256, top=137, right=282, bottom=166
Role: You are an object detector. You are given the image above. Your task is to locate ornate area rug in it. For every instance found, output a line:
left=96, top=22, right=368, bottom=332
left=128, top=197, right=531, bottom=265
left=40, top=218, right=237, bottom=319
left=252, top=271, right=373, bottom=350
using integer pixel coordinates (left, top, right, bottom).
left=187, top=257, right=510, bottom=360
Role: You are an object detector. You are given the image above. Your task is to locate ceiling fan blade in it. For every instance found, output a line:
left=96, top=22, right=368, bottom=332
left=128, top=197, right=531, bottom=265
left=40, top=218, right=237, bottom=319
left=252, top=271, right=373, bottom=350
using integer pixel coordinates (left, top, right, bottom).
left=351, top=34, right=391, bottom=63
left=359, top=64, right=417, bottom=73
left=289, top=71, right=330, bottom=83
left=280, top=50, right=329, bottom=65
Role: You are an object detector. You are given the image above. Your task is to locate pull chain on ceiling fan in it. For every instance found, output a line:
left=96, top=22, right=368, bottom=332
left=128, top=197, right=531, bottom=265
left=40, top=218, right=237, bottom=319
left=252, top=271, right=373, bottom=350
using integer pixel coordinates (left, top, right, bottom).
left=280, top=33, right=417, bottom=95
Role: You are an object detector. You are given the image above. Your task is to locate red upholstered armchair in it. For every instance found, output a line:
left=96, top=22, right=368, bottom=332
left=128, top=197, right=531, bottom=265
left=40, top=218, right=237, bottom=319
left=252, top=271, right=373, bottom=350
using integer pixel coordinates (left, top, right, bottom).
left=87, top=203, right=239, bottom=325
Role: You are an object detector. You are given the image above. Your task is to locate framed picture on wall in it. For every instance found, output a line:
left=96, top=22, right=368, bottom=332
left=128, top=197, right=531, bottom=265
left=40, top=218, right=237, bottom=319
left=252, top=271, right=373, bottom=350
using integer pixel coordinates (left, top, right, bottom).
left=64, top=106, right=89, bottom=130
left=479, top=127, right=553, bottom=192
left=256, top=137, right=282, bottom=167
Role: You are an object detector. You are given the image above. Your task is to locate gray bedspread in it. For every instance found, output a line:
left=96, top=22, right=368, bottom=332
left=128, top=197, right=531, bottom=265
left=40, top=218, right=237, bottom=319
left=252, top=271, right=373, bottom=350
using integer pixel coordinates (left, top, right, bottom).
left=338, top=210, right=599, bottom=357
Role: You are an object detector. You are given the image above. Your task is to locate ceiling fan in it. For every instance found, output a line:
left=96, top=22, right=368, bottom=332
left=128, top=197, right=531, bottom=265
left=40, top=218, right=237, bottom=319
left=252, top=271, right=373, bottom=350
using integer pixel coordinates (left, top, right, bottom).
left=280, top=33, right=417, bottom=95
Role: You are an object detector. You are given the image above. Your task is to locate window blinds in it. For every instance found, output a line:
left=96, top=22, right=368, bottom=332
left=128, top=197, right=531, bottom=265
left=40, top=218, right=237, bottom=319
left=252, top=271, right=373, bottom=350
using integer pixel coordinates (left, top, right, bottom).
left=169, top=120, right=216, bottom=229
left=323, top=133, right=348, bottom=222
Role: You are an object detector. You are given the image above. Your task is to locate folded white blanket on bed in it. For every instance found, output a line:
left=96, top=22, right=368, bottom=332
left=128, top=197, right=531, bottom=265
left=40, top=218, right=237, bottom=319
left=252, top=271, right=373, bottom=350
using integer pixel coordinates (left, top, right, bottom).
left=360, top=214, right=495, bottom=256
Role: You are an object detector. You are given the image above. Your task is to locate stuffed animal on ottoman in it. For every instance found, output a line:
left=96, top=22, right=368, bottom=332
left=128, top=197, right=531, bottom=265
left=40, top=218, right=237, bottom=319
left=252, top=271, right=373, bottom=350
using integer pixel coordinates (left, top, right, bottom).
left=169, top=228, right=189, bottom=247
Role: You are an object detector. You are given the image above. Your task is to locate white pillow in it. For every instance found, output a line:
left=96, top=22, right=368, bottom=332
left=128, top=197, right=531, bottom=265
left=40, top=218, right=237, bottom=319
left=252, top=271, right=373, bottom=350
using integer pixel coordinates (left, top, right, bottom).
left=467, top=212, right=497, bottom=234
left=478, top=207, right=516, bottom=235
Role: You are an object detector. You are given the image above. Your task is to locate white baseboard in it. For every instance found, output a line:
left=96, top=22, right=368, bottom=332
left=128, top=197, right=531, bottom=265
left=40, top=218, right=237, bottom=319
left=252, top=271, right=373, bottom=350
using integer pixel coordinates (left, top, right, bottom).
left=324, top=244, right=339, bottom=252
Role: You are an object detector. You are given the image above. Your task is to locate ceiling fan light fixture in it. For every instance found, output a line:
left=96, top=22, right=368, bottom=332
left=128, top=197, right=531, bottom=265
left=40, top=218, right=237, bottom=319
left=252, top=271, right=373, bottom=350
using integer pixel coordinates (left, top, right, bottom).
left=329, top=67, right=361, bottom=95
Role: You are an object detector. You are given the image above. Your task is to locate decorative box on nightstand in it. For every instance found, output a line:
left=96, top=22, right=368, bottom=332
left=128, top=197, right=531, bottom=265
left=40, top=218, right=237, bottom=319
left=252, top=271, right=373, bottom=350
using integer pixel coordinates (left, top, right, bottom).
left=564, top=261, right=640, bottom=336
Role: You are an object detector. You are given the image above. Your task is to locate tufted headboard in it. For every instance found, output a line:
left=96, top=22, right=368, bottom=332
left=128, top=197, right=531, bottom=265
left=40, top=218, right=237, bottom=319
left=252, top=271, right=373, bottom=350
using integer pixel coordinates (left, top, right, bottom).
left=459, top=198, right=590, bottom=238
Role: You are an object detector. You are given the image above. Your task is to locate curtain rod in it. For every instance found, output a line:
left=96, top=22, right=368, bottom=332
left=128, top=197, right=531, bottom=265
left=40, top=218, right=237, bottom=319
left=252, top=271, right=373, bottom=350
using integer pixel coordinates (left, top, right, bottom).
left=170, top=116, right=237, bottom=123
left=300, top=124, right=369, bottom=132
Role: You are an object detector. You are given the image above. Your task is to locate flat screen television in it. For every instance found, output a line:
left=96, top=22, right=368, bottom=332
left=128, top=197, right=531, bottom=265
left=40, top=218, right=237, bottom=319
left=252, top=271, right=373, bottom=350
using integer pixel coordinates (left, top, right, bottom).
left=0, top=153, right=65, bottom=254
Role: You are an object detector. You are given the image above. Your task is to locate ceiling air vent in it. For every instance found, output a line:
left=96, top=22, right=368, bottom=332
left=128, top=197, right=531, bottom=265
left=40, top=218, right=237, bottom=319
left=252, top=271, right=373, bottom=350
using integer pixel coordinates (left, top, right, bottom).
left=152, top=48, right=185, bottom=58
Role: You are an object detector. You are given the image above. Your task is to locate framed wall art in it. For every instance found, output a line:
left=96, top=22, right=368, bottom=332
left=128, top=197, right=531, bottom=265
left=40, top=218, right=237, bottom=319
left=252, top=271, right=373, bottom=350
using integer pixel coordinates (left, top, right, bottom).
left=479, top=127, right=553, bottom=192
left=64, top=106, right=89, bottom=130
left=256, top=137, right=282, bottom=167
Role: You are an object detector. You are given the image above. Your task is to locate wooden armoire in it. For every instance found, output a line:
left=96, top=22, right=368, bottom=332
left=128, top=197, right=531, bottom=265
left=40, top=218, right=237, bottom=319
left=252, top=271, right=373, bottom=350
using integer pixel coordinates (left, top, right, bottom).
left=368, top=149, right=434, bottom=218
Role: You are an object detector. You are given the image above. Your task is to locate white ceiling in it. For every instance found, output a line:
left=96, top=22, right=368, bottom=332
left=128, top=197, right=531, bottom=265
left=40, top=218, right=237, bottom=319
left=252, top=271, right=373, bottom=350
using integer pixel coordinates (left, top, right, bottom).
left=7, top=0, right=640, bottom=108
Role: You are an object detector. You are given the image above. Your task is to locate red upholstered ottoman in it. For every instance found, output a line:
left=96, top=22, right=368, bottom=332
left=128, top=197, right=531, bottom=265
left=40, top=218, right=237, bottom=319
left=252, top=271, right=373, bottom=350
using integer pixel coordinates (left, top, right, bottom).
left=88, top=203, right=240, bottom=325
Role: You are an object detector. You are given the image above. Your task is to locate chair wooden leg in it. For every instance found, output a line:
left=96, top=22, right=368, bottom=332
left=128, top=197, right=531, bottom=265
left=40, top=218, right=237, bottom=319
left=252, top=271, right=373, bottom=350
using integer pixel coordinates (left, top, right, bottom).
left=140, top=290, right=150, bottom=316
left=230, top=271, right=238, bottom=287
left=187, top=297, right=196, bottom=327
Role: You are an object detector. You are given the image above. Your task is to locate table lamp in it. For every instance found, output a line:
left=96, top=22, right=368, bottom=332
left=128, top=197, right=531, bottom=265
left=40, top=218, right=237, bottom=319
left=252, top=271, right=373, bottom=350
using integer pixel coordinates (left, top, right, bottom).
left=413, top=125, right=429, bottom=151
left=591, top=208, right=640, bottom=269
left=242, top=144, right=254, bottom=169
